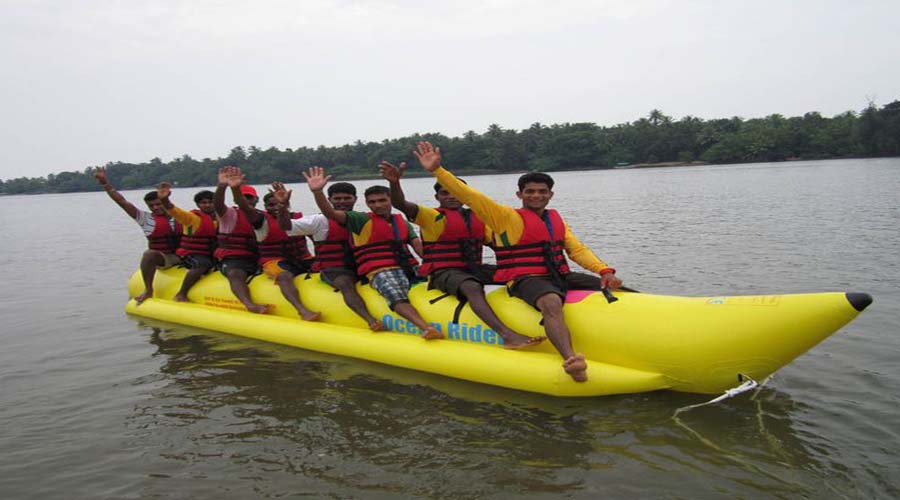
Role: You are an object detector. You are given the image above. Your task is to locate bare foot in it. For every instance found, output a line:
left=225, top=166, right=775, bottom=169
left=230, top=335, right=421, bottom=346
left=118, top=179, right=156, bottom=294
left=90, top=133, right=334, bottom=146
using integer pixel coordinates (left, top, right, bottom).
left=173, top=294, right=189, bottom=303
left=421, top=326, right=444, bottom=340
left=246, top=303, right=269, bottom=314
left=368, top=319, right=384, bottom=332
left=563, top=354, right=588, bottom=382
left=301, top=311, right=322, bottom=322
left=501, top=333, right=546, bottom=350
left=135, top=290, right=153, bottom=305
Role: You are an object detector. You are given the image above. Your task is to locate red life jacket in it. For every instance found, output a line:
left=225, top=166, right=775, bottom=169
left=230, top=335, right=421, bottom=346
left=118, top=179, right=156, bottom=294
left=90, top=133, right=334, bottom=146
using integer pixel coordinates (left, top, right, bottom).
left=418, top=208, right=485, bottom=276
left=289, top=212, right=314, bottom=262
left=147, top=214, right=181, bottom=254
left=493, top=208, right=570, bottom=283
left=176, top=210, right=217, bottom=257
left=214, top=207, right=257, bottom=260
left=313, top=218, right=353, bottom=272
left=257, top=211, right=295, bottom=264
left=352, top=213, right=417, bottom=277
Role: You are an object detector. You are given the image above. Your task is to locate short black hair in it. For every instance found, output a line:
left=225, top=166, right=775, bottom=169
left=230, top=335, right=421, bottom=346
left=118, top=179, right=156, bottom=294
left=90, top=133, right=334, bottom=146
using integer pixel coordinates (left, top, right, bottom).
left=263, top=192, right=276, bottom=204
left=328, top=182, right=357, bottom=197
left=433, top=178, right=467, bottom=193
left=144, top=191, right=159, bottom=202
left=364, top=185, right=390, bottom=198
left=193, top=190, right=214, bottom=204
left=517, top=172, right=554, bottom=191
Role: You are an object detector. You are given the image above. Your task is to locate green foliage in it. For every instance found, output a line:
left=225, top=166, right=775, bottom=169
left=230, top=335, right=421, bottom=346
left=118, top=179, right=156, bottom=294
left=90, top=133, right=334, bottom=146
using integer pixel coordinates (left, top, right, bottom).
left=3, top=101, right=899, bottom=195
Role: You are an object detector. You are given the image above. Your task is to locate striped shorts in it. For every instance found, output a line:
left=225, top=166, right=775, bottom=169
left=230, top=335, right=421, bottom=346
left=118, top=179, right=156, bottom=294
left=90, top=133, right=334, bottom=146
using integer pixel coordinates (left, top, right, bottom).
left=369, top=268, right=411, bottom=309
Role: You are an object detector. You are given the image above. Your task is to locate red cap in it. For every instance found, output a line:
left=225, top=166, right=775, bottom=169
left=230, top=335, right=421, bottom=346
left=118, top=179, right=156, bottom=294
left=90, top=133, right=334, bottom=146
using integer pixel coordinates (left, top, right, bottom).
left=239, top=185, right=258, bottom=197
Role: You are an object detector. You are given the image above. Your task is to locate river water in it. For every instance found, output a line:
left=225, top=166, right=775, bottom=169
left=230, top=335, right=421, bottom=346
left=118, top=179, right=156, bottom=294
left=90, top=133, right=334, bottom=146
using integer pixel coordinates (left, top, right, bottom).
left=0, top=158, right=897, bottom=499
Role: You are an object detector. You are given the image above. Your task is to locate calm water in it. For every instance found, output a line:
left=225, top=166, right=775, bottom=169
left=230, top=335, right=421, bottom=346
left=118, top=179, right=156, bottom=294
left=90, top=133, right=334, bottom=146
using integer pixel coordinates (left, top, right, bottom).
left=1, top=159, right=898, bottom=499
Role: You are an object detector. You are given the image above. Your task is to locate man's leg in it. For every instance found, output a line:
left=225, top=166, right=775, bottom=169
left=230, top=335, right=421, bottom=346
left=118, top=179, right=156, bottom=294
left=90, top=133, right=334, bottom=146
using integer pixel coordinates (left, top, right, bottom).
left=331, top=274, right=381, bottom=331
left=457, top=280, right=544, bottom=349
left=372, top=269, right=442, bottom=340
left=174, top=256, right=212, bottom=302
left=136, top=249, right=166, bottom=304
left=224, top=265, right=267, bottom=314
left=534, top=292, right=587, bottom=382
left=392, top=302, right=443, bottom=340
left=275, top=271, right=320, bottom=321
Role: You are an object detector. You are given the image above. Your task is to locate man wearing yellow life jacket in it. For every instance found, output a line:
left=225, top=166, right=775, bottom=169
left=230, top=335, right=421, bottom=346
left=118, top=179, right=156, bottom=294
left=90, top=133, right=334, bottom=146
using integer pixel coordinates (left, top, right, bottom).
left=155, top=183, right=218, bottom=302
left=304, top=166, right=443, bottom=340
left=230, top=175, right=321, bottom=322
left=272, top=181, right=383, bottom=331
left=413, top=141, right=624, bottom=382
left=378, top=161, right=545, bottom=349
left=94, top=167, right=182, bottom=305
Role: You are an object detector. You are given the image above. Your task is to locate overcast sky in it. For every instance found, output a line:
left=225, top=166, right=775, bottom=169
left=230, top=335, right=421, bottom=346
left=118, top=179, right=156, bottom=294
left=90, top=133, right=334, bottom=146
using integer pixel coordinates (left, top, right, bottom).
left=1, top=0, right=898, bottom=180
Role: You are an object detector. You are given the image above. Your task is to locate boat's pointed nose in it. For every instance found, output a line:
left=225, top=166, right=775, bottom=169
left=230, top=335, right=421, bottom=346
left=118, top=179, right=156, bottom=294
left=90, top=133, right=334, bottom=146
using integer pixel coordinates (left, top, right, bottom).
left=846, top=292, right=873, bottom=312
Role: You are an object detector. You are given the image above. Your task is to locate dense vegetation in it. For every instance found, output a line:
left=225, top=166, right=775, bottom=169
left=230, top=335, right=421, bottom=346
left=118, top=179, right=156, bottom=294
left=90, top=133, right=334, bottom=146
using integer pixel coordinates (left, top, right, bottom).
left=3, top=101, right=898, bottom=195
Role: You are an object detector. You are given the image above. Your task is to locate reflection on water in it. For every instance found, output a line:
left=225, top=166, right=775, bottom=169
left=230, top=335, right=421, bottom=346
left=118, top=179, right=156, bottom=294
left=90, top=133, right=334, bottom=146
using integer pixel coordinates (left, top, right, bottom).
left=132, top=321, right=852, bottom=498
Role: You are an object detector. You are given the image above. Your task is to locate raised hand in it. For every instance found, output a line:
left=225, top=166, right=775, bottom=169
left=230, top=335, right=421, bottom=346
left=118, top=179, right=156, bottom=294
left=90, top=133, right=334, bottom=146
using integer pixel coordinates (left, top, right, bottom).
left=413, top=141, right=442, bottom=172
left=303, top=166, right=331, bottom=192
left=217, top=166, right=232, bottom=185
left=94, top=167, right=109, bottom=186
left=270, top=181, right=292, bottom=205
left=224, top=166, right=245, bottom=188
left=378, top=160, right=407, bottom=183
left=157, top=182, right=172, bottom=200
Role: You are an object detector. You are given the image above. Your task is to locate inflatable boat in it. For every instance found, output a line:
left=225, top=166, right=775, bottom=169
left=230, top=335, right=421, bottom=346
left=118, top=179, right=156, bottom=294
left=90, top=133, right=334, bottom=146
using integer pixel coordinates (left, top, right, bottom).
left=125, top=268, right=871, bottom=397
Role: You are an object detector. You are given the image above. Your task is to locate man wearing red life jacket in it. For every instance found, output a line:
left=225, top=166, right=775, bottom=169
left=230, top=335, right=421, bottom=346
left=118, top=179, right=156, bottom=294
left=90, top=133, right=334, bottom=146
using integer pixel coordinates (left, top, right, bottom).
left=378, top=161, right=544, bottom=349
left=413, top=142, right=624, bottom=382
left=214, top=166, right=268, bottom=314
left=94, top=167, right=182, bottom=305
left=271, top=181, right=383, bottom=331
left=155, top=183, right=218, bottom=302
left=233, top=185, right=321, bottom=321
left=304, top=166, right=443, bottom=340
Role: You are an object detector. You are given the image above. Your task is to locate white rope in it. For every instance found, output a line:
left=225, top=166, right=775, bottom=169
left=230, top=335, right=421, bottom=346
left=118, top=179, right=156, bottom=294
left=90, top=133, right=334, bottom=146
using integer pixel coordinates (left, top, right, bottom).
left=673, top=375, right=760, bottom=416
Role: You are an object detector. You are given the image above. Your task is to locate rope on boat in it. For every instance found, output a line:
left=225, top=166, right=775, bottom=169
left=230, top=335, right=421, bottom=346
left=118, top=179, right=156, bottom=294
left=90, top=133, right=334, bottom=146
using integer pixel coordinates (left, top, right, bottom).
left=673, top=374, right=762, bottom=416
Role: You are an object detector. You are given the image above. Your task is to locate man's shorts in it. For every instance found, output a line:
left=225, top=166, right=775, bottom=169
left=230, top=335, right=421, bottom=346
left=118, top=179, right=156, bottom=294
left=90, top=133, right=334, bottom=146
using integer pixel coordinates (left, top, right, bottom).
left=320, top=266, right=359, bottom=287
left=155, top=252, right=182, bottom=269
left=428, top=266, right=493, bottom=297
left=508, top=272, right=605, bottom=309
left=369, top=268, right=411, bottom=309
left=262, top=258, right=312, bottom=278
left=219, top=257, right=259, bottom=278
left=180, top=254, right=215, bottom=272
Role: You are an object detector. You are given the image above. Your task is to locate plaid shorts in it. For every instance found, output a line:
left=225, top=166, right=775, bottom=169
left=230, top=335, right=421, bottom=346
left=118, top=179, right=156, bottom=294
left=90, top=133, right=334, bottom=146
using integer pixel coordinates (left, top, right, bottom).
left=369, top=268, right=411, bottom=309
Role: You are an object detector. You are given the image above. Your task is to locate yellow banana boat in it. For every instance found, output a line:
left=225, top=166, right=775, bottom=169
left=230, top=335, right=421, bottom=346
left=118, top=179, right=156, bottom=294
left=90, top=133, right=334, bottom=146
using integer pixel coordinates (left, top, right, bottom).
left=125, top=268, right=871, bottom=396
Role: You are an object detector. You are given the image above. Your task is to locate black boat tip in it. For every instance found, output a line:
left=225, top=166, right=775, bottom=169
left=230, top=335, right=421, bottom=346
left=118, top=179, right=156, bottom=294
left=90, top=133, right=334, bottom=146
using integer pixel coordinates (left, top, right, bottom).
left=845, top=292, right=873, bottom=312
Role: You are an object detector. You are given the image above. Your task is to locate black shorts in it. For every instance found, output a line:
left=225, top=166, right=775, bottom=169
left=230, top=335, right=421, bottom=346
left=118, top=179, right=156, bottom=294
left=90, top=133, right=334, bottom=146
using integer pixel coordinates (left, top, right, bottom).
left=278, top=259, right=313, bottom=276
left=320, top=266, right=359, bottom=286
left=508, top=272, right=605, bottom=309
left=181, top=254, right=215, bottom=272
left=219, top=257, right=259, bottom=278
left=428, top=266, right=492, bottom=297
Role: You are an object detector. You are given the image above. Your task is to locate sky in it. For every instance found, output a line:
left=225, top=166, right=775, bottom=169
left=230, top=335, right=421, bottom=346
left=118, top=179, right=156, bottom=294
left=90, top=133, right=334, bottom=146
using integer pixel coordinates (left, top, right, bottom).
left=1, top=0, right=898, bottom=180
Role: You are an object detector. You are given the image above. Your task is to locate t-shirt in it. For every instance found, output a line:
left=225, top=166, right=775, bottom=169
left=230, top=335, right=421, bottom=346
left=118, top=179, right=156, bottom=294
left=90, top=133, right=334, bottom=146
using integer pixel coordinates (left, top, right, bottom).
left=133, top=210, right=177, bottom=237
left=343, top=211, right=417, bottom=246
left=287, top=213, right=331, bottom=242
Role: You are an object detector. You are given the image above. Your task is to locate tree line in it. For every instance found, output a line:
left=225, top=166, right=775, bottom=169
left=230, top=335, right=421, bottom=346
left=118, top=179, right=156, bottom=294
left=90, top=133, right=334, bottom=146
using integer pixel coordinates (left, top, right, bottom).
left=2, top=100, right=898, bottom=195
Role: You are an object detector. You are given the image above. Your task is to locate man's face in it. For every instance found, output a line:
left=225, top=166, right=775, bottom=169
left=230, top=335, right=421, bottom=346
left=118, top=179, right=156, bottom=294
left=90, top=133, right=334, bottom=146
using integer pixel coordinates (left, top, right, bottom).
left=366, top=193, right=392, bottom=217
left=434, top=188, right=461, bottom=210
left=146, top=198, right=166, bottom=216
left=329, top=192, right=357, bottom=212
left=516, top=182, right=553, bottom=211
left=264, top=197, right=281, bottom=215
left=196, top=198, right=215, bottom=214
left=244, top=194, right=258, bottom=208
